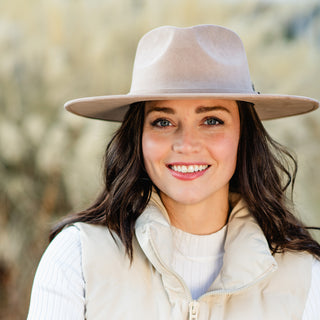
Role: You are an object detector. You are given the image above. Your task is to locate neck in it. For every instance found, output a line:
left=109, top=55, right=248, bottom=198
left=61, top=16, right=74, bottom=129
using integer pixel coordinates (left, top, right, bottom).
left=160, top=189, right=229, bottom=235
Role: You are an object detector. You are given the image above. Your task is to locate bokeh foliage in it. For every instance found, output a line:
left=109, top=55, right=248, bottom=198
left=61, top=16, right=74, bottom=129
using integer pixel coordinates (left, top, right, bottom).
left=0, top=0, right=319, bottom=318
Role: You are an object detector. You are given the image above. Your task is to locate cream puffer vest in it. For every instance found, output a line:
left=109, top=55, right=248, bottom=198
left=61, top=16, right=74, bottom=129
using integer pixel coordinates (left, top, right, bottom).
left=74, top=193, right=312, bottom=320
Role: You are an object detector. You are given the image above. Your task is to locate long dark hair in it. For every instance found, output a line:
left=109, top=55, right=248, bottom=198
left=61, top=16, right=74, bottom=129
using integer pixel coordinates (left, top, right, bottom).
left=51, top=101, right=320, bottom=260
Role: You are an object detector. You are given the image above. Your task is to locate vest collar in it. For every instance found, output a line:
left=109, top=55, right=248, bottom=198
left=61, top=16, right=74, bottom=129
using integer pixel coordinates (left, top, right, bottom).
left=135, top=192, right=277, bottom=296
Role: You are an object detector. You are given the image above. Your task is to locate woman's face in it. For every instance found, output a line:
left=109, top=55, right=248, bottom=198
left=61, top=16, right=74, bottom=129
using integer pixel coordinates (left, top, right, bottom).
left=142, top=99, right=240, bottom=207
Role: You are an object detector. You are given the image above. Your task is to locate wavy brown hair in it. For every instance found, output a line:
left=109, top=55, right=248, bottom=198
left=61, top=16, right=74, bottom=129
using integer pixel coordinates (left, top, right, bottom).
left=51, top=101, right=320, bottom=260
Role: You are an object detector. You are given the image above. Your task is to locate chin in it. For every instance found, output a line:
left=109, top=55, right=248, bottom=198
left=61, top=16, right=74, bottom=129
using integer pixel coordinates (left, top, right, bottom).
left=163, top=191, right=210, bottom=206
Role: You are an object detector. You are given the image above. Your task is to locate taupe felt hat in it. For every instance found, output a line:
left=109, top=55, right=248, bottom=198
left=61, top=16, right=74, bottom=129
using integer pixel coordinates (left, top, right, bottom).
left=65, top=24, right=319, bottom=121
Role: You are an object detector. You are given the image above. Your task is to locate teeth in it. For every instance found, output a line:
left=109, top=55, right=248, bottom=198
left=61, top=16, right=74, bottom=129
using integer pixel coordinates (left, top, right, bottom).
left=170, top=164, right=209, bottom=173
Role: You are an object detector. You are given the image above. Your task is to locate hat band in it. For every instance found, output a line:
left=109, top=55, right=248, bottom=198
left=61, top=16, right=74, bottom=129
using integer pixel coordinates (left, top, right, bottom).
left=129, top=87, right=256, bottom=95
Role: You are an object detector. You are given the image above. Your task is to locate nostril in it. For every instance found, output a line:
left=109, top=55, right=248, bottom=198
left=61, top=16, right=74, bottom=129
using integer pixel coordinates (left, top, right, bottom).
left=172, top=129, right=202, bottom=153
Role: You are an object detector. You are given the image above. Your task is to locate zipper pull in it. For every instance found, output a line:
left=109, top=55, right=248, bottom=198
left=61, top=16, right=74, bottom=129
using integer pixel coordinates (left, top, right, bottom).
left=189, top=301, right=200, bottom=320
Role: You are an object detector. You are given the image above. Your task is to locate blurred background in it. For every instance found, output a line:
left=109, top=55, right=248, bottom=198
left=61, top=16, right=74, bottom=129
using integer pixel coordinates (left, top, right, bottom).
left=0, top=0, right=319, bottom=318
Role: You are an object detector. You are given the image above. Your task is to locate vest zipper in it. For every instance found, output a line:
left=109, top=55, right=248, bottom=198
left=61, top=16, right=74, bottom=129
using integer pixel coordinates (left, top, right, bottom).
left=189, top=301, right=200, bottom=320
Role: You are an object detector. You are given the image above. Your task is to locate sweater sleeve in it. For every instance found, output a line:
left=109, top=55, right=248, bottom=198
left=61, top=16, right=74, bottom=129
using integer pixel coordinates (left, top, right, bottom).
left=302, top=257, right=320, bottom=320
left=27, top=226, right=85, bottom=320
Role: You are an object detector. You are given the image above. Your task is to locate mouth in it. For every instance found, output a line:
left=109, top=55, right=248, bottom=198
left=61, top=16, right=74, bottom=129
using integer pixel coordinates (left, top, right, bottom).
left=167, top=163, right=210, bottom=181
left=168, top=164, right=210, bottom=173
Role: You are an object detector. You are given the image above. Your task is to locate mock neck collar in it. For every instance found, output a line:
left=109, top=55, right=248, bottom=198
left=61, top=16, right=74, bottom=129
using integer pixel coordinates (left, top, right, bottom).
left=170, top=224, right=227, bottom=258
left=135, top=191, right=277, bottom=296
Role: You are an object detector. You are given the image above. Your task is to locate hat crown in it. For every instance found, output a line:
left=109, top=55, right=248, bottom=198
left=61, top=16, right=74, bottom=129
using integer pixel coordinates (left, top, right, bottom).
left=130, top=25, right=254, bottom=94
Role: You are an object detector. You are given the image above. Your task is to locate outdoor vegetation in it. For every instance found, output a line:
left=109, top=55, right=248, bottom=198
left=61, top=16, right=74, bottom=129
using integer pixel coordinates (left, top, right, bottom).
left=0, top=0, right=319, bottom=318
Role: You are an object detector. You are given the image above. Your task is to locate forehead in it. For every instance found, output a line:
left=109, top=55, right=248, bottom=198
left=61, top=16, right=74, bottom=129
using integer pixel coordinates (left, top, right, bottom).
left=145, top=99, right=238, bottom=114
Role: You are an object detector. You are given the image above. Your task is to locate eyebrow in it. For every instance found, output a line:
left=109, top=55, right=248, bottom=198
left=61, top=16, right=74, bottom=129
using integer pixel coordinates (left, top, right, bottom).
left=196, top=106, right=231, bottom=114
left=145, top=105, right=231, bottom=116
left=145, top=106, right=175, bottom=116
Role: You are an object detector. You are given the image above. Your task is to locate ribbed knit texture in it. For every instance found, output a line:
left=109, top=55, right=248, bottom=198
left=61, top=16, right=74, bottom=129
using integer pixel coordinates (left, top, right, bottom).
left=171, top=225, right=227, bottom=299
left=27, top=226, right=85, bottom=320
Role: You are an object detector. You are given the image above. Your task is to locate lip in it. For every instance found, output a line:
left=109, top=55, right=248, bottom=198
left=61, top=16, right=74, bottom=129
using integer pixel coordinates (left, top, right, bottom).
left=166, top=162, right=210, bottom=181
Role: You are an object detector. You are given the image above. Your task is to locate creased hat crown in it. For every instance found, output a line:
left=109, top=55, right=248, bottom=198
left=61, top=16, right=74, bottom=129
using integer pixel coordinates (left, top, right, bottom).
left=130, top=25, right=254, bottom=95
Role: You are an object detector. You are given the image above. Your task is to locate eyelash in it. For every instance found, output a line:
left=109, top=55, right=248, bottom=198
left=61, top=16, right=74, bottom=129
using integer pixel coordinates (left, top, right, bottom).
left=151, top=118, right=172, bottom=128
left=150, top=117, right=224, bottom=128
left=203, top=117, right=224, bottom=126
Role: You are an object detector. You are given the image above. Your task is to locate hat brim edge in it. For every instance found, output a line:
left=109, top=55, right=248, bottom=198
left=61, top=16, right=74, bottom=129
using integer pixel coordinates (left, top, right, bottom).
left=64, top=93, right=319, bottom=121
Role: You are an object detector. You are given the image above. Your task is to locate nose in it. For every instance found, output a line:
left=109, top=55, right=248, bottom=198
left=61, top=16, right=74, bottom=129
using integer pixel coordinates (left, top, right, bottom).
left=172, top=127, right=201, bottom=154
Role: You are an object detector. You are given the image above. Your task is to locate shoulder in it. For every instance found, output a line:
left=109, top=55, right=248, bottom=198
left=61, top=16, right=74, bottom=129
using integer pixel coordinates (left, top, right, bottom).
left=27, top=226, right=85, bottom=319
left=37, top=225, right=82, bottom=274
left=31, top=225, right=84, bottom=290
left=74, top=222, right=150, bottom=281
left=74, top=222, right=125, bottom=255
left=273, top=250, right=313, bottom=284
left=311, top=257, right=320, bottom=278
left=302, top=258, right=320, bottom=319
left=310, top=258, right=320, bottom=295
left=273, top=250, right=313, bottom=272
left=73, top=222, right=132, bottom=278
left=310, top=257, right=320, bottom=288
left=268, top=251, right=313, bottom=311
left=74, top=222, right=115, bottom=241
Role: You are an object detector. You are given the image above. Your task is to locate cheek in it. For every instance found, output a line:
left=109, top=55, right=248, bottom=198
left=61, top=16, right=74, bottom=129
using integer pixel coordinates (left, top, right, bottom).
left=142, top=132, right=167, bottom=167
left=225, top=135, right=240, bottom=171
left=208, top=132, right=239, bottom=165
left=142, top=133, right=155, bottom=163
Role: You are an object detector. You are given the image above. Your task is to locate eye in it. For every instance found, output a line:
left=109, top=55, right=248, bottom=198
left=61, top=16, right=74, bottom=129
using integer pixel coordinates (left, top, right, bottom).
left=151, top=118, right=172, bottom=128
left=204, top=117, right=224, bottom=126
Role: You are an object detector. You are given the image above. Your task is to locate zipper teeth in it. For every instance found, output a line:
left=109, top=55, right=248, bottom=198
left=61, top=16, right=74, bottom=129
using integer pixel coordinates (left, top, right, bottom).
left=189, top=301, right=200, bottom=320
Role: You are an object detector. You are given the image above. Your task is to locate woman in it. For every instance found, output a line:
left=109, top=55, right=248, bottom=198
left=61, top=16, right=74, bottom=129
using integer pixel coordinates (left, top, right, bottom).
left=28, top=25, right=320, bottom=319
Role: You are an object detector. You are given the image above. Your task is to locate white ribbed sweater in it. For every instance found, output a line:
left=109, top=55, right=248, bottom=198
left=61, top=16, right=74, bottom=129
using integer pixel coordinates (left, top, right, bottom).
left=171, top=225, right=227, bottom=300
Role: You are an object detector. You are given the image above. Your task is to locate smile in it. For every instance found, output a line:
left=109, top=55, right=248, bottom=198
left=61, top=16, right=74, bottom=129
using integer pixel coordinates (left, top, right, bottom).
left=168, top=164, right=210, bottom=173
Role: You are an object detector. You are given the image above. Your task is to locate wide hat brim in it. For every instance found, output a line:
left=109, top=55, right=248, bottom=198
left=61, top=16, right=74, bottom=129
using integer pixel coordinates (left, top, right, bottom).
left=64, top=25, right=319, bottom=121
left=64, top=92, right=319, bottom=121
